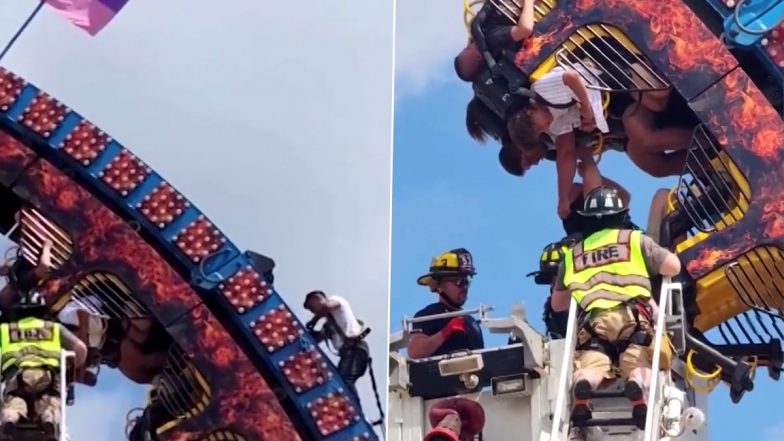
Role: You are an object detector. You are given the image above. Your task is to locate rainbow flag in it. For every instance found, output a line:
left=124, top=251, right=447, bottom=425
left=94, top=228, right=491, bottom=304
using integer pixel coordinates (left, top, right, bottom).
left=44, top=0, right=130, bottom=36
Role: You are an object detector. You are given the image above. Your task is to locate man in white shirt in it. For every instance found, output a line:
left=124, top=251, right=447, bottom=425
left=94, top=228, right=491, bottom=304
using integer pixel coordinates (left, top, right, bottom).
left=303, top=291, right=369, bottom=397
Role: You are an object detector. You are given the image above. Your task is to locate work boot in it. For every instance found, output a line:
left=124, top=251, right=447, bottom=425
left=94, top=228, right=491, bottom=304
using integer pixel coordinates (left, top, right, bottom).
left=570, top=379, right=593, bottom=424
left=0, top=423, right=13, bottom=441
left=40, top=422, right=56, bottom=439
left=624, top=380, right=647, bottom=430
left=568, top=427, right=586, bottom=441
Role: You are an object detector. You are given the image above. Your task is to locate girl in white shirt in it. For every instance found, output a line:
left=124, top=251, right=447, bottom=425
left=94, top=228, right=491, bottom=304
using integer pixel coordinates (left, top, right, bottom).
left=506, top=66, right=608, bottom=220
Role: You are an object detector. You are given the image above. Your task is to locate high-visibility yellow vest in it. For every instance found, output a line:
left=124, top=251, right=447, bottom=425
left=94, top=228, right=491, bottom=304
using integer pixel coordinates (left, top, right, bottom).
left=0, top=317, right=61, bottom=371
left=562, top=228, right=651, bottom=312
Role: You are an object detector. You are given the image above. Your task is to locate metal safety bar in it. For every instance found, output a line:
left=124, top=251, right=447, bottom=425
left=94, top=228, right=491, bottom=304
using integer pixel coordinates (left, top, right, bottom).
left=642, top=280, right=676, bottom=441
left=403, top=305, right=495, bottom=330
left=153, top=345, right=210, bottom=421
left=675, top=126, right=749, bottom=234
left=60, top=349, right=75, bottom=441
left=19, top=208, right=73, bottom=270
left=482, top=0, right=669, bottom=93
left=553, top=25, right=670, bottom=93
left=725, top=247, right=784, bottom=318
left=486, top=0, right=556, bottom=24
left=548, top=297, right=579, bottom=441
left=718, top=310, right=784, bottom=347
left=66, top=273, right=148, bottom=320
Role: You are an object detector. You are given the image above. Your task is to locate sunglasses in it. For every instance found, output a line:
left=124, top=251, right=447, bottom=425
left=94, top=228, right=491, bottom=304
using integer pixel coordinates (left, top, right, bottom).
left=445, top=277, right=471, bottom=288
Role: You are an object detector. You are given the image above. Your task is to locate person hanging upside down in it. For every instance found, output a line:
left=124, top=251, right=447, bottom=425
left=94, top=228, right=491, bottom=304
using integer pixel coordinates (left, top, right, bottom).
left=454, top=0, right=535, bottom=82
left=621, top=63, right=699, bottom=178
left=549, top=187, right=681, bottom=438
left=506, top=66, right=610, bottom=219
left=497, top=139, right=634, bottom=236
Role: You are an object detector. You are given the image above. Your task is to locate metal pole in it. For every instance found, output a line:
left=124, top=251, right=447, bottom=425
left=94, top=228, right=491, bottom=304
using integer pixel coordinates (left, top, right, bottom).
left=0, top=0, right=46, bottom=63
left=404, top=305, right=494, bottom=327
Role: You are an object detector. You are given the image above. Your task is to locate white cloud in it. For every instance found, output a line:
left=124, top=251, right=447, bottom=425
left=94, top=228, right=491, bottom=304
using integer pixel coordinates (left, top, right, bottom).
left=394, top=0, right=469, bottom=97
left=0, top=0, right=393, bottom=438
left=762, top=422, right=784, bottom=441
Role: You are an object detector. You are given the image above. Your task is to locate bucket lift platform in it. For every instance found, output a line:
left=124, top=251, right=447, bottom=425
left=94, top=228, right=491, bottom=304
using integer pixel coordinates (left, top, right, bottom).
left=388, top=282, right=711, bottom=441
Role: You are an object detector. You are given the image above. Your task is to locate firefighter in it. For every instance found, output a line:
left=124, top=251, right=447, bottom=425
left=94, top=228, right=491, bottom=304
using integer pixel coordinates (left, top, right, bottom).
left=526, top=238, right=579, bottom=339
left=549, top=186, right=681, bottom=435
left=0, top=292, right=87, bottom=437
left=303, top=291, right=369, bottom=398
left=408, top=248, right=484, bottom=359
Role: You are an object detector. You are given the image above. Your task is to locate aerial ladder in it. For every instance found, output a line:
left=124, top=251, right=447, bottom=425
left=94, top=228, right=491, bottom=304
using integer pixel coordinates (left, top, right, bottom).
left=546, top=280, right=706, bottom=441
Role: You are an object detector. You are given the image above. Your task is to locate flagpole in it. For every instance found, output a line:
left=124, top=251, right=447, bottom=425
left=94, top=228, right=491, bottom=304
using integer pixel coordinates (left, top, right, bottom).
left=0, top=0, right=46, bottom=63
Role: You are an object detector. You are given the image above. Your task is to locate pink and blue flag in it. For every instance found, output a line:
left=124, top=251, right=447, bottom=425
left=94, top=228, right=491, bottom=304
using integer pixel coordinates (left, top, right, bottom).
left=43, top=0, right=130, bottom=36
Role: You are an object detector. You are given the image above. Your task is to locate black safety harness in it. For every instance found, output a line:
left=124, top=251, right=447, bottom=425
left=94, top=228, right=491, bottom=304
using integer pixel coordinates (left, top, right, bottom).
left=575, top=297, right=655, bottom=365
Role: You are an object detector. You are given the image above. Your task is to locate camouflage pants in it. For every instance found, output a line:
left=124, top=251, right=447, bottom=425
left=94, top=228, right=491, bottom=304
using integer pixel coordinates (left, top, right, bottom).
left=2, top=368, right=60, bottom=424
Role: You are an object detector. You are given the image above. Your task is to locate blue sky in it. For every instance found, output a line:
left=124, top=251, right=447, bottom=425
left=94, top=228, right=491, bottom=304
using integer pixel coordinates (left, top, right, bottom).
left=0, top=0, right=393, bottom=439
left=390, top=2, right=782, bottom=439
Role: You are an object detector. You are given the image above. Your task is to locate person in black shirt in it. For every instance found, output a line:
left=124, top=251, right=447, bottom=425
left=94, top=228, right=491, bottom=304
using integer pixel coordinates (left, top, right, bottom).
left=473, top=0, right=534, bottom=58
left=407, top=248, right=485, bottom=359
left=454, top=0, right=535, bottom=82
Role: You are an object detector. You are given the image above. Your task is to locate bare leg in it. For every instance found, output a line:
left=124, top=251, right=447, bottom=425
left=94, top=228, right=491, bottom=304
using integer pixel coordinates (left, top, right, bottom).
left=626, top=148, right=688, bottom=178
left=623, top=105, right=690, bottom=177
left=623, top=105, right=694, bottom=154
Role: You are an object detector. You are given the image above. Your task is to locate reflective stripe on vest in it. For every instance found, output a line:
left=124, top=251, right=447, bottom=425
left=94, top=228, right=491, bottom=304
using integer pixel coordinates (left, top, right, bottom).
left=0, top=317, right=61, bottom=371
left=563, top=229, right=651, bottom=311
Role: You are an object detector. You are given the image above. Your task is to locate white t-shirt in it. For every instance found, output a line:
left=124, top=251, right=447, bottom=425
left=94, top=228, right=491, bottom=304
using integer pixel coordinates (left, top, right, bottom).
left=57, top=298, right=107, bottom=348
left=531, top=66, right=609, bottom=141
left=326, top=295, right=362, bottom=350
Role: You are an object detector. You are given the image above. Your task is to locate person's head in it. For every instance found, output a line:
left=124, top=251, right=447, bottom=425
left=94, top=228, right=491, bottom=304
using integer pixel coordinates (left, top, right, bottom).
left=526, top=236, right=579, bottom=286
left=454, top=42, right=483, bottom=82
left=577, top=186, right=631, bottom=234
left=498, top=136, right=544, bottom=177
left=303, top=290, right=330, bottom=316
left=417, top=248, right=476, bottom=309
left=9, top=291, right=48, bottom=321
left=466, top=97, right=490, bottom=143
left=507, top=104, right=552, bottom=149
